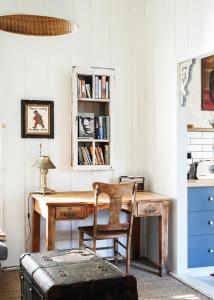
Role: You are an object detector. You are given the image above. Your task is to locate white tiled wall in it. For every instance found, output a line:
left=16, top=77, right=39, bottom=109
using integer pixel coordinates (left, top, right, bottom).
left=187, top=132, right=214, bottom=173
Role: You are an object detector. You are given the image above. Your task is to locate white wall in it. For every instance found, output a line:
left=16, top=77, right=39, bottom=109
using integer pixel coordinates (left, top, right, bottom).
left=143, top=0, right=214, bottom=274
left=0, top=0, right=146, bottom=267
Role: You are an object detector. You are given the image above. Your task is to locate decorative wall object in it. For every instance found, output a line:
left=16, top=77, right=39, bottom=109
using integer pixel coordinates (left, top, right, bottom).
left=21, top=100, right=54, bottom=138
left=202, top=55, right=214, bottom=111
left=180, top=59, right=195, bottom=107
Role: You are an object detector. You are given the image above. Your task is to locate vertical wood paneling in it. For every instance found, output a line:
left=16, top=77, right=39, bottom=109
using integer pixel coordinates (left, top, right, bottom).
left=0, top=0, right=146, bottom=266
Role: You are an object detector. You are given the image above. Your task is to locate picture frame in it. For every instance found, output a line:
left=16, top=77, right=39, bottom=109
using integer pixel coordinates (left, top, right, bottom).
left=119, top=176, right=145, bottom=191
left=78, top=113, right=95, bottom=139
left=21, top=100, right=54, bottom=138
left=202, top=55, right=214, bottom=110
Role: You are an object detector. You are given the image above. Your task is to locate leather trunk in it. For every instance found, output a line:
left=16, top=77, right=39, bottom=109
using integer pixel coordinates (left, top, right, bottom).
left=20, top=248, right=138, bottom=300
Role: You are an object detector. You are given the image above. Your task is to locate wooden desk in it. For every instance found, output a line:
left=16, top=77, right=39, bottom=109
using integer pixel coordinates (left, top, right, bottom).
left=32, top=191, right=170, bottom=276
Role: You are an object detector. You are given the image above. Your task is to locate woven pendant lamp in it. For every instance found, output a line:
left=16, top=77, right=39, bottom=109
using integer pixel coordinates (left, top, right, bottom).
left=0, top=0, right=78, bottom=36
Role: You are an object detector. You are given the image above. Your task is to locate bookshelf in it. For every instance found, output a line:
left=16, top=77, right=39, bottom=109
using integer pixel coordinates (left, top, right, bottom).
left=71, top=66, right=114, bottom=170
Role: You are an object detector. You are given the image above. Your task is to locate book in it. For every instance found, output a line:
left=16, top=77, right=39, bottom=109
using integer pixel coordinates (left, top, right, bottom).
left=98, top=146, right=105, bottom=164
left=98, top=79, right=102, bottom=98
left=81, top=147, right=88, bottom=165
left=85, top=147, right=92, bottom=165
left=104, top=145, right=110, bottom=165
left=81, top=80, right=86, bottom=98
left=106, top=81, right=109, bottom=99
left=85, top=84, right=91, bottom=98
left=94, top=116, right=104, bottom=139
left=101, top=75, right=106, bottom=98
left=95, top=76, right=99, bottom=98
left=95, top=147, right=101, bottom=164
left=105, top=116, right=110, bottom=139
left=78, top=147, right=84, bottom=165
left=78, top=113, right=95, bottom=139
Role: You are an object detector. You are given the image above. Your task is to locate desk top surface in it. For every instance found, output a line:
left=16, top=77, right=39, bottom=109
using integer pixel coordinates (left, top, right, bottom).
left=32, top=191, right=170, bottom=205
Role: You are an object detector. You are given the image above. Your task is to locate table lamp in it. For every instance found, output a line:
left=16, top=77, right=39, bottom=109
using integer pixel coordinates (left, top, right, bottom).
left=33, top=155, right=56, bottom=195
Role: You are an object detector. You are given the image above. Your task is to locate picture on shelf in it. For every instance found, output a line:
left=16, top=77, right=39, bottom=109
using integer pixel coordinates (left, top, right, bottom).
left=78, top=113, right=95, bottom=138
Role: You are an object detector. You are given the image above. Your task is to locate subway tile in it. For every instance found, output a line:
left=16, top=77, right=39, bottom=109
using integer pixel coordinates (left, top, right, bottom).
left=203, top=132, right=214, bottom=138
left=191, top=138, right=213, bottom=145
left=187, top=145, right=202, bottom=152
left=191, top=152, right=214, bottom=159
left=187, top=132, right=202, bottom=138
left=203, top=144, right=214, bottom=151
left=193, top=158, right=201, bottom=163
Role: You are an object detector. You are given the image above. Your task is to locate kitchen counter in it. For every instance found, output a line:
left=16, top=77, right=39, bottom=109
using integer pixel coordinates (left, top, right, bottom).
left=188, top=179, right=214, bottom=187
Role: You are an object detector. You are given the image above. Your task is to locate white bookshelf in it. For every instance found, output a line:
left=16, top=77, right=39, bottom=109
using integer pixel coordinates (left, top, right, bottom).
left=71, top=66, right=114, bottom=170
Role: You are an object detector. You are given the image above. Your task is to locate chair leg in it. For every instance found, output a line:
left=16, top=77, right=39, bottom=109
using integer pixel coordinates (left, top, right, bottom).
left=79, top=230, right=84, bottom=248
left=92, top=238, right=96, bottom=252
left=126, top=235, right=131, bottom=274
left=114, top=238, right=118, bottom=266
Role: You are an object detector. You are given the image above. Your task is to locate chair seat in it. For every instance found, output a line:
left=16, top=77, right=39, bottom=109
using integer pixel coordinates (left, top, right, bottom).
left=78, top=226, right=128, bottom=239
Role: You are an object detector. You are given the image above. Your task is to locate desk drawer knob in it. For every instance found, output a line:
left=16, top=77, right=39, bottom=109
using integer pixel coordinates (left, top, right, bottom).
left=208, top=220, right=214, bottom=225
left=144, top=206, right=157, bottom=213
left=64, top=211, right=76, bottom=217
left=208, top=248, right=214, bottom=253
left=209, top=197, right=214, bottom=201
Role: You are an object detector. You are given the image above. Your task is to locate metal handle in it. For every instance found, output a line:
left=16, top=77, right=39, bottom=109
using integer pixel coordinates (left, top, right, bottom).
left=209, top=197, right=214, bottom=201
left=64, top=211, right=76, bottom=217
left=208, top=220, right=214, bottom=225
left=144, top=206, right=157, bottom=213
left=208, top=248, right=214, bottom=253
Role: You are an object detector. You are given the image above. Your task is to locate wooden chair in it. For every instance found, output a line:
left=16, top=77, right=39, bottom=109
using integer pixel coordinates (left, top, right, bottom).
left=78, top=182, right=137, bottom=274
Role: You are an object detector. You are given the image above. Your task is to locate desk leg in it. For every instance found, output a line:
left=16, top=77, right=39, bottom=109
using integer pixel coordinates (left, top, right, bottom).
left=46, top=207, right=56, bottom=251
left=159, top=203, right=169, bottom=276
left=32, top=203, right=40, bottom=252
left=132, top=217, right=140, bottom=259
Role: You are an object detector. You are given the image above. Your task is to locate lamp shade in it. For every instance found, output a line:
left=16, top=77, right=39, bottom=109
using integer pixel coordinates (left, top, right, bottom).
left=0, top=0, right=78, bottom=36
left=33, top=156, right=56, bottom=169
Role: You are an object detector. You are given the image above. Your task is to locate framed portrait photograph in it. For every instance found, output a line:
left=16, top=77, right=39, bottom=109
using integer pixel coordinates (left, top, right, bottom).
left=202, top=55, right=214, bottom=110
left=21, top=100, right=54, bottom=138
left=78, top=113, right=95, bottom=138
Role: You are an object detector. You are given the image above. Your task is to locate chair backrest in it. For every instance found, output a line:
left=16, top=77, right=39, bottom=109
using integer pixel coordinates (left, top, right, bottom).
left=92, top=182, right=137, bottom=234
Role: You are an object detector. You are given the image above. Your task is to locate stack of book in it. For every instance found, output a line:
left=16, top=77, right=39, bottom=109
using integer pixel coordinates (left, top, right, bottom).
left=95, top=116, right=110, bottom=140
left=95, top=145, right=110, bottom=165
left=77, top=79, right=91, bottom=98
left=78, top=146, right=93, bottom=165
left=95, top=75, right=109, bottom=99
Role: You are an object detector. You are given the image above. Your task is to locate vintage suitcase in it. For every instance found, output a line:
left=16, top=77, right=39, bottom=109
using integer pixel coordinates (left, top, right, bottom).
left=20, top=248, right=138, bottom=300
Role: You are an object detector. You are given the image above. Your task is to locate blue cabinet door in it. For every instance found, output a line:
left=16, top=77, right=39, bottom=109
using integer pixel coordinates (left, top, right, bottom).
left=188, top=187, right=214, bottom=211
left=188, top=235, right=214, bottom=268
left=189, top=211, right=214, bottom=235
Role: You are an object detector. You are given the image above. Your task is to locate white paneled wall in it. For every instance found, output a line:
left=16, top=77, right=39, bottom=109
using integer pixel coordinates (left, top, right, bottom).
left=0, top=0, right=146, bottom=267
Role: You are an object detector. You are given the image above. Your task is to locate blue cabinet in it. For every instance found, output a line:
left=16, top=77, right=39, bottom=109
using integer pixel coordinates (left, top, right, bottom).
left=188, top=187, right=214, bottom=268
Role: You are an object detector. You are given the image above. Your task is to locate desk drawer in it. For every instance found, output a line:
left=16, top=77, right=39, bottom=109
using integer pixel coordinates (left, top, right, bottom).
left=189, top=211, right=214, bottom=235
left=137, top=202, right=162, bottom=216
left=56, top=206, right=87, bottom=220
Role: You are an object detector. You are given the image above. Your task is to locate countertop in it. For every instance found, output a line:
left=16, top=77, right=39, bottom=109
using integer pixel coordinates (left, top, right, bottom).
left=188, top=179, right=214, bottom=187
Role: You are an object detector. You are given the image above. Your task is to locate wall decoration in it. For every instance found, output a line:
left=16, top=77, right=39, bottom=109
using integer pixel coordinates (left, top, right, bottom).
left=202, top=55, right=214, bottom=110
left=78, top=113, right=95, bottom=139
left=21, top=100, right=54, bottom=138
left=180, top=59, right=195, bottom=107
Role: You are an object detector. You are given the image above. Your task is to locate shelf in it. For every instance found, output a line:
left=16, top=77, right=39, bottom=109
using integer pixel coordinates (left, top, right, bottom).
left=187, top=128, right=214, bottom=132
left=78, top=139, right=110, bottom=142
left=78, top=98, right=110, bottom=103
left=73, top=165, right=113, bottom=171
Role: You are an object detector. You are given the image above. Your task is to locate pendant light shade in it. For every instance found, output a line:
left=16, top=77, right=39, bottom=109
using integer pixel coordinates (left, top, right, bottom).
left=0, top=0, right=78, bottom=36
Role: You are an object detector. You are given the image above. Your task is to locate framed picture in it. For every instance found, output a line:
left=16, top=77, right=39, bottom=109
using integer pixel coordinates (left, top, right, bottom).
left=202, top=55, right=214, bottom=110
left=78, top=113, right=95, bottom=138
left=21, top=100, right=54, bottom=138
